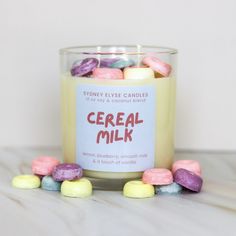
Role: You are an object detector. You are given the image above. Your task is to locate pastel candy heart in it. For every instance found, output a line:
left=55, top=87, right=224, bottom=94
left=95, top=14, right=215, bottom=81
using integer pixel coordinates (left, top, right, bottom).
left=155, top=182, right=183, bottom=194
left=142, top=168, right=173, bottom=185
left=100, top=58, right=120, bottom=68
left=110, top=59, right=135, bottom=69
left=71, top=58, right=99, bottom=76
left=41, top=176, right=61, bottom=191
left=52, top=163, right=83, bottom=181
left=142, top=56, right=171, bottom=77
left=61, top=178, right=93, bottom=198
left=12, top=175, right=41, bottom=189
left=32, top=156, right=60, bottom=176
left=123, top=180, right=155, bottom=198
left=124, top=67, right=155, bottom=80
left=172, top=160, right=201, bottom=176
left=92, top=68, right=124, bottom=80
left=174, top=168, right=203, bottom=193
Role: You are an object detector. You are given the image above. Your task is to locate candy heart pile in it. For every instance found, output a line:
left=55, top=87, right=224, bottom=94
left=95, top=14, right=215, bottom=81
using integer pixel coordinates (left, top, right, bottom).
left=12, top=156, right=92, bottom=198
left=12, top=157, right=203, bottom=198
left=70, top=56, right=172, bottom=79
left=124, top=160, right=203, bottom=198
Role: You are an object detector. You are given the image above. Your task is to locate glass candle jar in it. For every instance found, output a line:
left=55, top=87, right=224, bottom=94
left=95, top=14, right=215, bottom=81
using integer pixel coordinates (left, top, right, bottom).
left=60, top=45, right=177, bottom=190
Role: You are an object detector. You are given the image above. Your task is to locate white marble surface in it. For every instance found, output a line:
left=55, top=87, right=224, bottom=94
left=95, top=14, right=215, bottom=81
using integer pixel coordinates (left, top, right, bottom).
left=0, top=148, right=236, bottom=236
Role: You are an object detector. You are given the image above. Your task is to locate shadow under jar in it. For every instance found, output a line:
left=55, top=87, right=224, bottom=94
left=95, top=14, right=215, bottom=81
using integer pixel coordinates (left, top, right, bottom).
left=60, top=45, right=177, bottom=190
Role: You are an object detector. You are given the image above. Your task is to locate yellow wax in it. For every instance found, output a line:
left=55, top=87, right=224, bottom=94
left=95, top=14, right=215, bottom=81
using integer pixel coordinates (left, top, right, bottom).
left=61, top=74, right=176, bottom=179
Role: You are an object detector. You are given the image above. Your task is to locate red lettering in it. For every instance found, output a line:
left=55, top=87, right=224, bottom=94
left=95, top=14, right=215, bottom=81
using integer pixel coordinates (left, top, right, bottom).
left=110, top=130, right=114, bottom=143
left=125, top=113, right=135, bottom=127
left=96, top=129, right=132, bottom=144
left=124, top=128, right=133, bottom=142
left=88, top=112, right=142, bottom=144
left=135, top=112, right=143, bottom=124
left=116, top=112, right=125, bottom=126
left=105, top=114, right=115, bottom=128
left=87, top=112, right=95, bottom=124
left=96, top=130, right=109, bottom=144
left=96, top=112, right=105, bottom=125
left=115, top=129, right=123, bottom=141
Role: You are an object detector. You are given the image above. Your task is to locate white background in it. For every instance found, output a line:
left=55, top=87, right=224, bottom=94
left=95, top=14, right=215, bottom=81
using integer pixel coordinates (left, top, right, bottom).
left=0, top=0, right=235, bottom=150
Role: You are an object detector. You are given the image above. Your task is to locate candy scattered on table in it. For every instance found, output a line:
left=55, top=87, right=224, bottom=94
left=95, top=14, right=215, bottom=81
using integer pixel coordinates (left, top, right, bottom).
left=155, top=182, right=183, bottom=195
left=12, top=156, right=203, bottom=198
left=61, top=178, right=93, bottom=198
left=142, top=168, right=173, bottom=185
left=41, top=176, right=61, bottom=191
left=174, top=168, right=203, bottom=193
left=92, top=68, right=124, bottom=80
left=12, top=175, right=40, bottom=189
left=32, top=156, right=60, bottom=176
left=123, top=180, right=155, bottom=198
left=124, top=67, right=155, bottom=80
left=172, top=160, right=201, bottom=176
left=52, top=163, right=83, bottom=181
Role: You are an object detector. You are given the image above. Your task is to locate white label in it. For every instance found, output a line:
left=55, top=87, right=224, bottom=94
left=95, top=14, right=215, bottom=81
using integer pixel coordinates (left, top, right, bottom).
left=76, top=84, right=156, bottom=172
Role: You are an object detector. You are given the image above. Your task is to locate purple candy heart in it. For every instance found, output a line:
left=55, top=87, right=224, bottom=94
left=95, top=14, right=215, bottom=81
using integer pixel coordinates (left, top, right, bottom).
left=52, top=163, right=83, bottom=181
left=71, top=58, right=99, bottom=76
left=100, top=58, right=120, bottom=68
left=174, top=168, right=203, bottom=193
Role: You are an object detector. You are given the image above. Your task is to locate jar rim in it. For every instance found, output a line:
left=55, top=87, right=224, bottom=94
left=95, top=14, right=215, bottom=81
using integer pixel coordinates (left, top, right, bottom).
left=59, top=45, right=178, bottom=55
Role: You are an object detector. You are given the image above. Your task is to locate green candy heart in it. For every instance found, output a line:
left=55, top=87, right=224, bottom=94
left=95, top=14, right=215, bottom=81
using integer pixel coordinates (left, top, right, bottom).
left=110, top=59, right=135, bottom=69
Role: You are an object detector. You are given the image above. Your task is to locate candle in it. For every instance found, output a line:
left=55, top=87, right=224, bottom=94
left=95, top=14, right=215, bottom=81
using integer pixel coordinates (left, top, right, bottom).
left=60, top=45, right=177, bottom=188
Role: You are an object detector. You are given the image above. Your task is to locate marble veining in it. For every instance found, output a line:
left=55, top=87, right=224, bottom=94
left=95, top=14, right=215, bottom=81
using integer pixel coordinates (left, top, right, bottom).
left=0, top=148, right=236, bottom=236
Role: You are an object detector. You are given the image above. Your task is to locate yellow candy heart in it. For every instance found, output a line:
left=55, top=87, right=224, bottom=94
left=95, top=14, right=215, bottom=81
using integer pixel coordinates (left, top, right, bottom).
left=123, top=180, right=155, bottom=198
left=61, top=178, right=92, bottom=198
left=12, top=175, right=40, bottom=189
left=124, top=68, right=155, bottom=80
